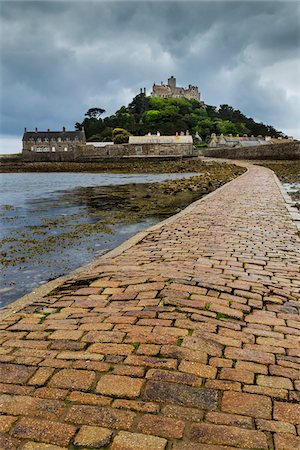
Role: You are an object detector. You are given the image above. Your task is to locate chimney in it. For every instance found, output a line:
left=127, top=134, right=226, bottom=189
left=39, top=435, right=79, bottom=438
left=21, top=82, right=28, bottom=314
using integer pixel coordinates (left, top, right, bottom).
left=140, top=88, right=143, bottom=94
left=144, top=87, right=146, bottom=95
left=62, top=126, right=66, bottom=132
left=24, top=127, right=27, bottom=133
left=47, top=128, right=50, bottom=132
left=35, top=127, right=38, bottom=133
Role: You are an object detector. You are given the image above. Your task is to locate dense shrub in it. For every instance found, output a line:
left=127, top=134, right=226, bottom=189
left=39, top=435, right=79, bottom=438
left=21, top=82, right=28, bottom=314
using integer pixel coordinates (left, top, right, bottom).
left=112, top=128, right=131, bottom=144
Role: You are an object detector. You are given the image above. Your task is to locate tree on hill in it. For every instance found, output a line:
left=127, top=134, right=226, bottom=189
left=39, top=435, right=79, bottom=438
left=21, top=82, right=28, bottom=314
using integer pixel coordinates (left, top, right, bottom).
left=75, top=98, right=285, bottom=141
left=128, top=93, right=151, bottom=117
left=75, top=107, right=106, bottom=138
left=85, top=107, right=106, bottom=119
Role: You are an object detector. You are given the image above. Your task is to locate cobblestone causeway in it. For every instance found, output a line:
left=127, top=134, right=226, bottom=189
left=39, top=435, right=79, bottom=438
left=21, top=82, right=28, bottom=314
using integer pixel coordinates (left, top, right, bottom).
left=0, top=163, right=299, bottom=449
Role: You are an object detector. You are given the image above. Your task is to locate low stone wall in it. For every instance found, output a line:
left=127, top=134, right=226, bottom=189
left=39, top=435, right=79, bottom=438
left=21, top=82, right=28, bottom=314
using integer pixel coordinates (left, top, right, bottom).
left=201, top=142, right=300, bottom=160
left=107, top=143, right=194, bottom=157
left=21, top=142, right=194, bottom=161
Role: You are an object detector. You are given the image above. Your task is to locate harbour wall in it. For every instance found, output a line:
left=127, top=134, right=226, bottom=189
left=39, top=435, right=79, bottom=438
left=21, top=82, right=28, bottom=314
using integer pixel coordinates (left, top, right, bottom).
left=201, top=141, right=300, bottom=160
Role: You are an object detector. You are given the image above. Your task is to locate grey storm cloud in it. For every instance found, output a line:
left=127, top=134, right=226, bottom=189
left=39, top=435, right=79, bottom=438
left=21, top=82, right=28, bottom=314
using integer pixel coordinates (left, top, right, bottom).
left=1, top=0, right=300, bottom=143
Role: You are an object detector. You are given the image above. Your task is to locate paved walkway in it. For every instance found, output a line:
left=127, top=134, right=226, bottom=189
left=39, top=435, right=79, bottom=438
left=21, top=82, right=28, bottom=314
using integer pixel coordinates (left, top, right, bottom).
left=0, top=164, right=300, bottom=450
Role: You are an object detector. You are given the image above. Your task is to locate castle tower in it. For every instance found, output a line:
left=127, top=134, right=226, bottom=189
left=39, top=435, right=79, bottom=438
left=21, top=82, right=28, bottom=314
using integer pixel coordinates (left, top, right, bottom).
left=168, top=76, right=176, bottom=89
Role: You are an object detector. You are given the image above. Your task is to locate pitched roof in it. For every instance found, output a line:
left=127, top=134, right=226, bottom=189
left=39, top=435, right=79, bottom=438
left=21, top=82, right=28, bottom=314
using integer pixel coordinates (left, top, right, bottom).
left=23, top=130, right=85, bottom=141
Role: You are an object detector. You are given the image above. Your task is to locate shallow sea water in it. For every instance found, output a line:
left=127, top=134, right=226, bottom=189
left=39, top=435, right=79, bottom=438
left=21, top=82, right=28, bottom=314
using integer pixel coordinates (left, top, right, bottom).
left=0, top=172, right=198, bottom=307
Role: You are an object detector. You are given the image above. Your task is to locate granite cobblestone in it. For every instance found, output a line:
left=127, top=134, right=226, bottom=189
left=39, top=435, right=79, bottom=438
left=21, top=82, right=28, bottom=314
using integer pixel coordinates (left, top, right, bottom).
left=0, top=163, right=299, bottom=448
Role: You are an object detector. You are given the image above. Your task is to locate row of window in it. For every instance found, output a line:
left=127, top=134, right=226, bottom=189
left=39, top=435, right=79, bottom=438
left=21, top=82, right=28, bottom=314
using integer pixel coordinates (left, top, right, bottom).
left=33, top=147, right=69, bottom=152
left=27, top=137, right=80, bottom=143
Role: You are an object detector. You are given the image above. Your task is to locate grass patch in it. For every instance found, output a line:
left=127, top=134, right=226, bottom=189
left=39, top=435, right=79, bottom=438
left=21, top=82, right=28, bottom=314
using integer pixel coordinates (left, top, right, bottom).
left=216, top=312, right=232, bottom=320
left=176, top=337, right=184, bottom=346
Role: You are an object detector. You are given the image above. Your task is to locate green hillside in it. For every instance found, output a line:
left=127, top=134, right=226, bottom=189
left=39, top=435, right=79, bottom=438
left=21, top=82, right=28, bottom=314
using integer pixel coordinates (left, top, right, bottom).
left=75, top=94, right=285, bottom=143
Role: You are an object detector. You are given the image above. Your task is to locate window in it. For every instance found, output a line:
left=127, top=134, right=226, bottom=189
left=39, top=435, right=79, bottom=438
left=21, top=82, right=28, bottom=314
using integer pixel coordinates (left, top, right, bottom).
left=52, top=147, right=56, bottom=152
left=36, top=147, right=50, bottom=152
left=64, top=147, right=68, bottom=151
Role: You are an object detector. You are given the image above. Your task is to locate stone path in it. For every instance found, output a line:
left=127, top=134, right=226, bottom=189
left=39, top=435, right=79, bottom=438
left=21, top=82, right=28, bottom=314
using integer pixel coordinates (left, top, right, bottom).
left=0, top=163, right=300, bottom=450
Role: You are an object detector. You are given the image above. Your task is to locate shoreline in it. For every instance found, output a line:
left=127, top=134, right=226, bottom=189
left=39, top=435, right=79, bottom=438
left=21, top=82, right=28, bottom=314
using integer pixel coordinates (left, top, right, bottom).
left=1, top=162, right=245, bottom=307
left=1, top=157, right=299, bottom=178
left=1, top=157, right=200, bottom=173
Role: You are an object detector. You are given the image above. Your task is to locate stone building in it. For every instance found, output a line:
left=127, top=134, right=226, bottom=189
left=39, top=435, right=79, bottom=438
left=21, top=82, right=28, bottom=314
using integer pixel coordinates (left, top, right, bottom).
left=152, top=76, right=202, bottom=102
left=21, top=131, right=195, bottom=161
left=128, top=132, right=193, bottom=156
left=22, top=127, right=86, bottom=154
left=208, top=133, right=270, bottom=148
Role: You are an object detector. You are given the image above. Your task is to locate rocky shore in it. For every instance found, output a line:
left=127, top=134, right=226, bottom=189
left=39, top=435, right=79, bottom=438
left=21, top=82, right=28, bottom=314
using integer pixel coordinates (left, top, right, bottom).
left=258, top=160, right=300, bottom=183
left=1, top=161, right=245, bottom=304
left=257, top=161, right=300, bottom=209
left=110, top=163, right=246, bottom=219
left=1, top=162, right=245, bottom=268
left=0, top=157, right=239, bottom=174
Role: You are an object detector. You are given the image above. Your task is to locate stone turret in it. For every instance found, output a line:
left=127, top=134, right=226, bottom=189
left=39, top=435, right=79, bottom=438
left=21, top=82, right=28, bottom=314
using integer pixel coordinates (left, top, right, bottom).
left=168, top=76, right=176, bottom=89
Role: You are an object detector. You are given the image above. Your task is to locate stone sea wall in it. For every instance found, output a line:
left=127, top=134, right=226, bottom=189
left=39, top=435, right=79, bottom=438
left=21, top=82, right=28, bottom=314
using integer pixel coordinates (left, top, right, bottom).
left=21, top=142, right=194, bottom=162
left=201, top=141, right=300, bottom=160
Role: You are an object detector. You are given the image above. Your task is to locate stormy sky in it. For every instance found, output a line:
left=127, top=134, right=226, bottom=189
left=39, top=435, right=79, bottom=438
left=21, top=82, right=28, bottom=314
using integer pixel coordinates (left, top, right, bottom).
left=1, top=0, right=299, bottom=153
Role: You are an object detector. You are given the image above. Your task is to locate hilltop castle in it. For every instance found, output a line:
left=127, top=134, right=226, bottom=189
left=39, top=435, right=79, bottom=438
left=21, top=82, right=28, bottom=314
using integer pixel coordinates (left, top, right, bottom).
left=151, top=76, right=201, bottom=102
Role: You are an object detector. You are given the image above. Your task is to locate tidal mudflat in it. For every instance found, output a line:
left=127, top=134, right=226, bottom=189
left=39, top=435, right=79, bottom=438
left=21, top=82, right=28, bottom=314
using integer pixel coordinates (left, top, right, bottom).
left=0, top=162, right=245, bottom=307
